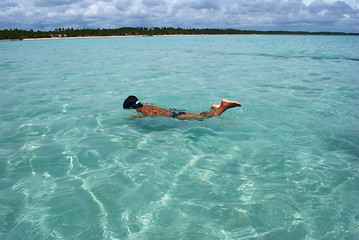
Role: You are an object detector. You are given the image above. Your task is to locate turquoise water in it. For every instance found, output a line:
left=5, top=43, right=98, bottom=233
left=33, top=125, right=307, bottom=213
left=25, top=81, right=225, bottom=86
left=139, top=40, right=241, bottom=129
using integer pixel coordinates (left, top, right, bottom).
left=1, top=35, right=358, bottom=239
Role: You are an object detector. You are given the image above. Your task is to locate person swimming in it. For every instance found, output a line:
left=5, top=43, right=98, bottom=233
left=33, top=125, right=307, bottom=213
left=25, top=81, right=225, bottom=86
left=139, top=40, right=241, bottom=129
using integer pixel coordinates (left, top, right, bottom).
left=123, top=95, right=242, bottom=120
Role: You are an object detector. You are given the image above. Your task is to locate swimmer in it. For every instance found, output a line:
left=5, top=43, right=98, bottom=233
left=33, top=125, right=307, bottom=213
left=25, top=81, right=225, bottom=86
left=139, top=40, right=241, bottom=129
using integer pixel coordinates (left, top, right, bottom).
left=123, top=96, right=242, bottom=120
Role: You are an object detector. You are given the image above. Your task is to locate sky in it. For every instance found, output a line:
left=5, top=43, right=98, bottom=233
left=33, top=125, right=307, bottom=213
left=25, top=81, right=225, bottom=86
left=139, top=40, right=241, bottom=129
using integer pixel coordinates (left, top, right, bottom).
left=0, top=0, right=358, bottom=32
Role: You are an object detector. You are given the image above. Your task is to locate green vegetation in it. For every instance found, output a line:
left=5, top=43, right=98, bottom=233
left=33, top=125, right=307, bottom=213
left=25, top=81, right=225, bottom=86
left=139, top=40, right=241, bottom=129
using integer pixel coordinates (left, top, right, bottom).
left=1, top=27, right=358, bottom=40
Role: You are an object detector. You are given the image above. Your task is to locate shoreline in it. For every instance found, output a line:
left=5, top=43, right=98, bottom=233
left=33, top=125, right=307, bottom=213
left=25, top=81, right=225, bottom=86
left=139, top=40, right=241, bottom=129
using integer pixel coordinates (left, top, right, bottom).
left=0, top=35, right=143, bottom=42
left=0, top=33, right=357, bottom=42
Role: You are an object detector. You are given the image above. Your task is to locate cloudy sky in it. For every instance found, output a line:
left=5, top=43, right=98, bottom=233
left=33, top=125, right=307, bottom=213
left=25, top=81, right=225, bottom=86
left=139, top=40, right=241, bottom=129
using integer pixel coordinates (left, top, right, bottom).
left=0, top=0, right=358, bottom=32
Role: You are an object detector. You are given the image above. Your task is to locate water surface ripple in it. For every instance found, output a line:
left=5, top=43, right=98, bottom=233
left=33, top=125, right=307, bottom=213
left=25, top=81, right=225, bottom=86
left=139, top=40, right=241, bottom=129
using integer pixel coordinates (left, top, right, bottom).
left=1, top=35, right=358, bottom=239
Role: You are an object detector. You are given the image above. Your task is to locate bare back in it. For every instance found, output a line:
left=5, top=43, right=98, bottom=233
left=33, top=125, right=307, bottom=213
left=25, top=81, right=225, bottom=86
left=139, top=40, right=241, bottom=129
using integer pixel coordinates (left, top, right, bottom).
left=136, top=105, right=172, bottom=117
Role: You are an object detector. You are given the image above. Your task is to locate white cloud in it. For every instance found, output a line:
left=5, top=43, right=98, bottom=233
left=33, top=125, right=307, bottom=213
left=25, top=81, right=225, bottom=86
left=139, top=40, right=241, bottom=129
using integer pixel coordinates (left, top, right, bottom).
left=0, top=0, right=358, bottom=32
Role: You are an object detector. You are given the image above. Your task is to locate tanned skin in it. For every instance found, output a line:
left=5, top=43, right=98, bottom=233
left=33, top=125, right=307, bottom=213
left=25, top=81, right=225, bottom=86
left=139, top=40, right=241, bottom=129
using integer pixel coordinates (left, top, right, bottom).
left=129, top=99, right=242, bottom=120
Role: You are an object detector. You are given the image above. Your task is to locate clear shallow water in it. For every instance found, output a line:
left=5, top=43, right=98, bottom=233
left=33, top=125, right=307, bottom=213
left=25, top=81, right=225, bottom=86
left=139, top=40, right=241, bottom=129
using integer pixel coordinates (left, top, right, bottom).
left=0, top=35, right=358, bottom=239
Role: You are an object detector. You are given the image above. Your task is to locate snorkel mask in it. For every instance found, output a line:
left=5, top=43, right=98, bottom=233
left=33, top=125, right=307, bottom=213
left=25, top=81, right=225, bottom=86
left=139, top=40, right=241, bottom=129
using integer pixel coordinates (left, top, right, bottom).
left=130, top=100, right=143, bottom=109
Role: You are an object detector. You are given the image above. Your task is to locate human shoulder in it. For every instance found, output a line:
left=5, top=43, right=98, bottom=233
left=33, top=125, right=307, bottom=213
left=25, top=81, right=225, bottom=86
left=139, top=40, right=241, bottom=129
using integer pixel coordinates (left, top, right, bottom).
left=140, top=105, right=163, bottom=111
left=138, top=105, right=171, bottom=116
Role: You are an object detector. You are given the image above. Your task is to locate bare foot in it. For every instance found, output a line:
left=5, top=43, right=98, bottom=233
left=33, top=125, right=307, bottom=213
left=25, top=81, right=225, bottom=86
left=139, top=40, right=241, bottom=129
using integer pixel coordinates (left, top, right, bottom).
left=221, top=99, right=242, bottom=108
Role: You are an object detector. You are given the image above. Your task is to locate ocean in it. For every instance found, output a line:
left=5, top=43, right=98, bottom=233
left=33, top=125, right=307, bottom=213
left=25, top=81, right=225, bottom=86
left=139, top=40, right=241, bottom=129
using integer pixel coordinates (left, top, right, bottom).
left=0, top=35, right=358, bottom=239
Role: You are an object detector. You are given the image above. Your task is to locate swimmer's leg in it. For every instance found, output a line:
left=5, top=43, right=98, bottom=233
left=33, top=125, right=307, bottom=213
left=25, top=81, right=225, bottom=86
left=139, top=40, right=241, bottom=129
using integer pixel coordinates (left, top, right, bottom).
left=199, top=99, right=242, bottom=118
left=211, top=104, right=220, bottom=110
left=175, top=113, right=207, bottom=120
left=210, top=99, right=242, bottom=116
left=174, top=99, right=242, bottom=120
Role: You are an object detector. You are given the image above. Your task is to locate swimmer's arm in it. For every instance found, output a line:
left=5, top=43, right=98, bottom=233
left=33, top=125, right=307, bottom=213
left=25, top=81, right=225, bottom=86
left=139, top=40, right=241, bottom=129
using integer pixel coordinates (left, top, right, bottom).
left=129, top=114, right=150, bottom=118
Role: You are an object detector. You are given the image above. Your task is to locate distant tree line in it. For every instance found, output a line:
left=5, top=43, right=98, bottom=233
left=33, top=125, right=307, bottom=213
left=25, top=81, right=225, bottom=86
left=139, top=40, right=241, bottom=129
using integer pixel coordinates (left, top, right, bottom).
left=1, top=27, right=358, bottom=40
